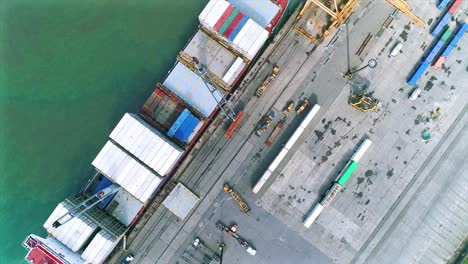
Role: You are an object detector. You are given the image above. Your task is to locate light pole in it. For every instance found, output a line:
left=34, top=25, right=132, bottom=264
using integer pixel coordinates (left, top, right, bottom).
left=344, top=58, right=377, bottom=80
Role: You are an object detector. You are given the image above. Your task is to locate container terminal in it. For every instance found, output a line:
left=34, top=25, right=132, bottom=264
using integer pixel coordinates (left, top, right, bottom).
left=23, top=0, right=468, bottom=263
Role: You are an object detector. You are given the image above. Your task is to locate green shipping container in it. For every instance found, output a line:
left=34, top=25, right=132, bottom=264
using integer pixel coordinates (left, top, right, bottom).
left=441, top=28, right=453, bottom=42
left=337, top=161, right=359, bottom=186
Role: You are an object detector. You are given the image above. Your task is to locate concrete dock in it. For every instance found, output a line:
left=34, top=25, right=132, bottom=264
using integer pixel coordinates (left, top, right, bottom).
left=111, top=0, right=468, bottom=263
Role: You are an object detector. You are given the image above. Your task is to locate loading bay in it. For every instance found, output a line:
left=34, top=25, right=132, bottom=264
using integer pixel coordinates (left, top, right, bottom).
left=111, top=0, right=468, bottom=263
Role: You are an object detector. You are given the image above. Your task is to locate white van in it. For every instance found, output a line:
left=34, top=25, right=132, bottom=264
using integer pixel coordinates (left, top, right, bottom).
left=390, top=42, right=403, bottom=57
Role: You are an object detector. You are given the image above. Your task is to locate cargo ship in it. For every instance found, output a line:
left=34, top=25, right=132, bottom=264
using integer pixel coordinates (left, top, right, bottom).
left=22, top=0, right=289, bottom=263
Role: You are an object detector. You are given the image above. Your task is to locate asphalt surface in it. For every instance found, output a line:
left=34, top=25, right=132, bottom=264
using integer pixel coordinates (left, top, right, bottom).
left=113, top=1, right=468, bottom=263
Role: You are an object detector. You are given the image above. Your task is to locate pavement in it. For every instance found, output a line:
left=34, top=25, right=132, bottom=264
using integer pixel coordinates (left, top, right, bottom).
left=112, top=0, right=468, bottom=263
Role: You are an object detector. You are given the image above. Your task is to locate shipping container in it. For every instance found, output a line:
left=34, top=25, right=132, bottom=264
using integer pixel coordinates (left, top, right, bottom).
left=223, top=12, right=244, bottom=38
left=214, top=5, right=235, bottom=32
left=304, top=203, right=324, bottom=228
left=81, top=231, right=117, bottom=264
left=252, top=169, right=272, bottom=194
left=441, top=28, right=453, bottom=41
left=350, top=139, right=373, bottom=163
left=204, top=0, right=230, bottom=29
left=222, top=57, right=246, bottom=85
left=431, top=12, right=452, bottom=36
left=198, top=0, right=219, bottom=22
left=219, top=9, right=240, bottom=35
left=300, top=104, right=321, bottom=129
left=448, top=0, right=462, bottom=13
left=269, top=148, right=289, bottom=172
left=437, top=0, right=453, bottom=9
left=284, top=126, right=304, bottom=150
left=407, top=62, right=430, bottom=85
left=433, top=56, right=446, bottom=69
left=337, top=161, right=359, bottom=185
left=228, top=16, right=249, bottom=41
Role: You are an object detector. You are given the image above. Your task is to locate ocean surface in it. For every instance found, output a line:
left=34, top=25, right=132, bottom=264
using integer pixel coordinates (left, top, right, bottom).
left=0, top=0, right=299, bottom=262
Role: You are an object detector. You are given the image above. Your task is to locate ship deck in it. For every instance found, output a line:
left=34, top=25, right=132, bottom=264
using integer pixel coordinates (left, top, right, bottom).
left=183, top=30, right=240, bottom=80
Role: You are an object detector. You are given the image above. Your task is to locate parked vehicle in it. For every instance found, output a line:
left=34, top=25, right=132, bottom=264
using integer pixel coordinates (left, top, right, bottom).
left=390, top=42, right=403, bottom=56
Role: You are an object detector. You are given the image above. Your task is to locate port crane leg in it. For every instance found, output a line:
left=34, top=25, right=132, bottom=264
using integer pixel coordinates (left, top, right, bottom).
left=52, top=184, right=121, bottom=228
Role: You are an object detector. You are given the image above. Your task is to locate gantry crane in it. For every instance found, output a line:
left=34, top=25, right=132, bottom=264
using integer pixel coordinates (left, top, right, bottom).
left=184, top=55, right=245, bottom=138
left=52, top=184, right=121, bottom=228
left=296, top=0, right=425, bottom=42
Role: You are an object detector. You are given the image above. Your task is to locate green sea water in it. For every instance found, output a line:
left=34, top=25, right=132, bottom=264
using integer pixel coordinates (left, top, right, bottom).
left=0, top=0, right=300, bottom=262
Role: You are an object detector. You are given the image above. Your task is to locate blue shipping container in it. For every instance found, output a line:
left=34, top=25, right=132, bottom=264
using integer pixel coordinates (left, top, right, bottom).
left=408, top=62, right=430, bottom=85
left=175, top=115, right=200, bottom=142
left=425, top=40, right=445, bottom=63
left=431, top=13, right=452, bottom=36
left=168, top=109, right=190, bottom=137
left=442, top=44, right=455, bottom=57
left=93, top=177, right=116, bottom=209
left=437, top=0, right=452, bottom=9
left=228, top=16, right=249, bottom=41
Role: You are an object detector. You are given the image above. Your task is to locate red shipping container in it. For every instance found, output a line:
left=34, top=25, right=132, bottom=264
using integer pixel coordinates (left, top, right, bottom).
left=448, top=0, right=462, bottom=14
left=432, top=56, right=446, bottom=69
left=214, top=5, right=234, bottom=31
left=223, top=13, right=244, bottom=38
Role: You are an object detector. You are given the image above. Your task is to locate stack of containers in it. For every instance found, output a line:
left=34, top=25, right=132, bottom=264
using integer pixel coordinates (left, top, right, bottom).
left=408, top=27, right=452, bottom=85
left=199, top=0, right=269, bottom=60
left=432, top=0, right=462, bottom=36
left=92, top=141, right=162, bottom=203
left=434, top=23, right=468, bottom=68
left=431, top=13, right=452, bottom=36
left=437, top=0, right=453, bottom=9
left=109, top=113, right=183, bottom=177
left=43, top=202, right=98, bottom=252
left=167, top=109, right=202, bottom=143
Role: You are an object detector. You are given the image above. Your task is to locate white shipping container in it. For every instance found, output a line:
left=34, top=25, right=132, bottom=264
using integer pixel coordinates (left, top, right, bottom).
left=351, top=139, right=372, bottom=163
left=233, top=19, right=254, bottom=46
left=300, top=104, right=320, bottom=129
left=238, top=23, right=264, bottom=53
left=187, top=121, right=204, bottom=143
left=252, top=170, right=272, bottom=194
left=198, top=0, right=219, bottom=22
left=222, top=57, right=244, bottom=84
left=109, top=113, right=129, bottom=140
left=269, top=148, right=289, bottom=172
left=81, top=231, right=117, bottom=264
left=284, top=127, right=304, bottom=151
left=304, top=203, right=324, bottom=228
left=149, top=143, right=171, bottom=172
left=159, top=149, right=181, bottom=176
left=141, top=177, right=162, bottom=202
left=247, top=30, right=269, bottom=58
left=205, top=0, right=230, bottom=29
